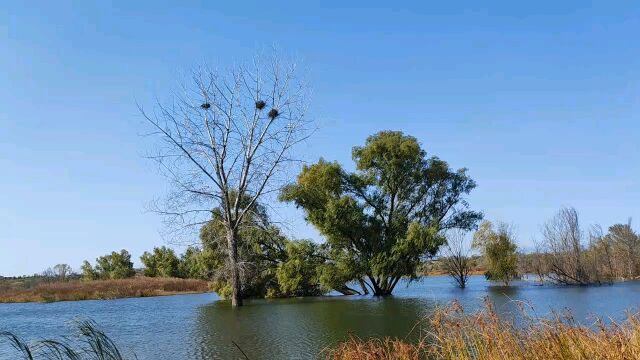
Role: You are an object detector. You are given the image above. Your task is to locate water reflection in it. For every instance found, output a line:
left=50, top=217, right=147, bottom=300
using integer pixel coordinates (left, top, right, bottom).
left=191, top=296, right=432, bottom=359
left=2, top=276, right=640, bottom=360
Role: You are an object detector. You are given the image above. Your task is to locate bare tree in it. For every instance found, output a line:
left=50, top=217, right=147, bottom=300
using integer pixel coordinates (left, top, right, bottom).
left=140, top=53, right=311, bottom=307
left=441, top=230, right=472, bottom=288
left=587, top=225, right=609, bottom=284
left=529, top=238, right=548, bottom=285
left=41, top=267, right=56, bottom=282
left=53, top=264, right=73, bottom=281
left=542, top=207, right=590, bottom=285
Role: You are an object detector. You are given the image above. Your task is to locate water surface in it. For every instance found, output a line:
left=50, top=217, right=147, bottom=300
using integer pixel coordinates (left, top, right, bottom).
left=1, top=276, right=639, bottom=359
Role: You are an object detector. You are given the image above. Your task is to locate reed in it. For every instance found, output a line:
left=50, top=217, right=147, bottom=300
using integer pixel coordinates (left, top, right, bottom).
left=327, top=299, right=640, bottom=360
left=1, top=319, right=131, bottom=360
left=0, top=277, right=210, bottom=303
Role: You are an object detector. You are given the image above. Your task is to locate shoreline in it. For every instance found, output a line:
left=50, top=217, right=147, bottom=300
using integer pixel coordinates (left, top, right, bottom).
left=0, top=277, right=211, bottom=304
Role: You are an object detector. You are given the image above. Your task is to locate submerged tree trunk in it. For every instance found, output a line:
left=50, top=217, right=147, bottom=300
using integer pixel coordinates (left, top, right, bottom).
left=373, top=287, right=394, bottom=296
left=334, top=286, right=361, bottom=295
left=358, top=278, right=369, bottom=295
left=367, top=275, right=397, bottom=296
left=226, top=228, right=243, bottom=307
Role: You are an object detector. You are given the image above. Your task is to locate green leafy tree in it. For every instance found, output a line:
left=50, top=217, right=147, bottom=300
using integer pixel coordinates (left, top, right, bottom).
left=281, top=131, right=482, bottom=295
left=606, top=221, right=640, bottom=279
left=140, top=246, right=180, bottom=278
left=317, top=248, right=368, bottom=295
left=199, top=199, right=288, bottom=299
left=94, top=250, right=135, bottom=279
left=473, top=221, right=518, bottom=285
left=81, top=260, right=98, bottom=281
left=197, top=196, right=342, bottom=298
left=177, top=246, right=216, bottom=279
left=276, top=240, right=325, bottom=297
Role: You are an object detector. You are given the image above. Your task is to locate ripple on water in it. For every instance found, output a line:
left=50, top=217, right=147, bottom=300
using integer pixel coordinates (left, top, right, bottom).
left=2, top=276, right=640, bottom=360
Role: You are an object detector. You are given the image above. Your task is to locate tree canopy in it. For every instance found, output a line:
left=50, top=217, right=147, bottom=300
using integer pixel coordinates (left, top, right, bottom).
left=142, top=53, right=311, bottom=307
left=473, top=221, right=518, bottom=285
left=281, top=131, right=482, bottom=295
left=197, top=198, right=334, bottom=298
left=82, top=250, right=135, bottom=280
left=140, top=246, right=181, bottom=278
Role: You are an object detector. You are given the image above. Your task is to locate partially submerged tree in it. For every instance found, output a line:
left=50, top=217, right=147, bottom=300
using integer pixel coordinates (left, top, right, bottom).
left=605, top=220, right=640, bottom=279
left=199, top=199, right=286, bottom=299
left=195, top=196, right=372, bottom=298
left=441, top=230, right=472, bottom=288
left=517, top=211, right=639, bottom=286
left=141, top=54, right=311, bottom=306
left=281, top=131, right=482, bottom=295
left=586, top=220, right=640, bottom=282
left=473, top=221, right=518, bottom=286
left=275, top=240, right=325, bottom=297
left=529, top=239, right=549, bottom=284
left=542, top=207, right=590, bottom=285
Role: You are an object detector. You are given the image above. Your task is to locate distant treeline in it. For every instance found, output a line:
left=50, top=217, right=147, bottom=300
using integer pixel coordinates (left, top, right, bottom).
left=428, top=207, right=640, bottom=288
left=29, top=205, right=638, bottom=302
left=520, top=208, right=640, bottom=285
left=7, top=204, right=637, bottom=303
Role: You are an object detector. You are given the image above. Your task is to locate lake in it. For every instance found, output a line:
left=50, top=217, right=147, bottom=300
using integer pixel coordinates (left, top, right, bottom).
left=2, top=275, right=640, bottom=359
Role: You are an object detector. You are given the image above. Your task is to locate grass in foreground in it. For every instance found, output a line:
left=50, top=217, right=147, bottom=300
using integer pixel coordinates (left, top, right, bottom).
left=1, top=319, right=131, bottom=359
left=0, top=277, right=210, bottom=303
left=327, top=300, right=640, bottom=360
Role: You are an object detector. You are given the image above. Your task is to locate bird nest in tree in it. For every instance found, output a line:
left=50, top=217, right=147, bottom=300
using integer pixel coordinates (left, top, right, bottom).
left=255, top=100, right=266, bottom=110
left=200, top=103, right=211, bottom=110
left=268, top=108, right=279, bottom=119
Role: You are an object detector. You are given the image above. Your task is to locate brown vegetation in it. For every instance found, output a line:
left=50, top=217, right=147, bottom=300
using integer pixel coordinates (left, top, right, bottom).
left=0, top=277, right=210, bottom=303
left=440, top=230, right=473, bottom=288
left=521, top=208, right=640, bottom=286
left=326, top=300, right=640, bottom=360
left=418, top=258, right=485, bottom=277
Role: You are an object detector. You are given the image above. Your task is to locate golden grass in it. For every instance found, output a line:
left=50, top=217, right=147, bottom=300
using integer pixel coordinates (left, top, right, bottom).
left=0, top=277, right=210, bottom=303
left=326, top=300, right=640, bottom=360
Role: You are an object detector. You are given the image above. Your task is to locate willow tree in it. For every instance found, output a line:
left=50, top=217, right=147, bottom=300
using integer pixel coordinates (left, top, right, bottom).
left=141, top=54, right=310, bottom=307
left=281, top=131, right=482, bottom=295
left=472, top=221, right=518, bottom=285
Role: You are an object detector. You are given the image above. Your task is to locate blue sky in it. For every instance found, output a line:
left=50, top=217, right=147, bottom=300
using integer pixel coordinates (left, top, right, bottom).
left=1, top=1, right=638, bottom=276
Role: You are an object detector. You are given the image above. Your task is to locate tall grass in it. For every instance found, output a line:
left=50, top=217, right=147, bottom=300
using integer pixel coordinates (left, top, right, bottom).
left=327, top=299, right=640, bottom=360
left=0, top=277, right=210, bottom=303
left=1, top=320, right=133, bottom=360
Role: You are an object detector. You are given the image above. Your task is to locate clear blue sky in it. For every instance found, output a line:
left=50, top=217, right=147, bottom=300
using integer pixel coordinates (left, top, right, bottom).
left=1, top=1, right=638, bottom=276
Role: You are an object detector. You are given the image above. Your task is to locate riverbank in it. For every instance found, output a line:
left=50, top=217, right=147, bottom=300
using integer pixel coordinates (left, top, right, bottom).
left=0, top=277, right=210, bottom=303
left=327, top=301, right=640, bottom=359
left=3, top=276, right=640, bottom=359
left=419, top=269, right=486, bottom=277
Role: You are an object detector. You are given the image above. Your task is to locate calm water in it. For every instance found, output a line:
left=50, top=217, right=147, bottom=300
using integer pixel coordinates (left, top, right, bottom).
left=1, top=275, right=640, bottom=359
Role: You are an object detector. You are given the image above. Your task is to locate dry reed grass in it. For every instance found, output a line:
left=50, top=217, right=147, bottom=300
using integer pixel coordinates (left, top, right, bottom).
left=327, top=299, right=640, bottom=360
left=0, top=277, right=210, bottom=303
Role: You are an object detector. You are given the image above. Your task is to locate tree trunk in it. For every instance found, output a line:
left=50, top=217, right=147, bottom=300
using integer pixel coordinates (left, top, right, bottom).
left=226, top=228, right=243, bottom=307
left=369, top=275, right=394, bottom=296
left=334, top=286, right=361, bottom=295
left=358, top=278, right=369, bottom=295
left=373, top=288, right=393, bottom=296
